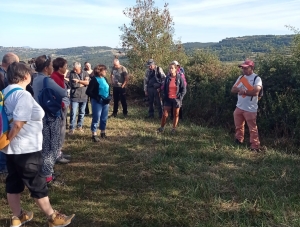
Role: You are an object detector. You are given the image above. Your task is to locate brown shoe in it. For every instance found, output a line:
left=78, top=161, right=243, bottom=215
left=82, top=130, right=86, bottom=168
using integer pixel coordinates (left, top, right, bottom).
left=11, top=210, right=33, bottom=227
left=76, top=127, right=84, bottom=132
left=48, top=210, right=75, bottom=227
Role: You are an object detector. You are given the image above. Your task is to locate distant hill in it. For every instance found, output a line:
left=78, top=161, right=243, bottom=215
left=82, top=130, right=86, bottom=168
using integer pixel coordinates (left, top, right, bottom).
left=0, top=35, right=296, bottom=66
left=0, top=46, right=125, bottom=68
left=183, top=34, right=295, bottom=61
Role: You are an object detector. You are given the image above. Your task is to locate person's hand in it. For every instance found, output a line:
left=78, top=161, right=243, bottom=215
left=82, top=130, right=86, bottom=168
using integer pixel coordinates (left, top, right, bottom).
left=238, top=88, right=246, bottom=96
left=145, top=91, right=148, bottom=96
left=73, top=78, right=79, bottom=83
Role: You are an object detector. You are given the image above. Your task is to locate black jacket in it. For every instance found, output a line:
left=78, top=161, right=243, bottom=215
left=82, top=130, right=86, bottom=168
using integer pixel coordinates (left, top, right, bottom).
left=163, top=73, right=186, bottom=101
left=69, top=70, right=89, bottom=102
left=86, top=76, right=110, bottom=102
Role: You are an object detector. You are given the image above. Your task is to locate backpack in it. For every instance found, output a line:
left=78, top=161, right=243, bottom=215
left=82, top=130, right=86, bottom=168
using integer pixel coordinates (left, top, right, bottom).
left=239, top=75, right=263, bottom=101
left=0, top=88, right=23, bottom=150
left=38, top=77, right=62, bottom=117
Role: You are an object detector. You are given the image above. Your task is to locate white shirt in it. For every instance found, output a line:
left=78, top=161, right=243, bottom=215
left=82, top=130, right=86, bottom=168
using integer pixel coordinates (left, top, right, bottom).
left=2, top=84, right=44, bottom=155
left=234, top=73, right=262, bottom=112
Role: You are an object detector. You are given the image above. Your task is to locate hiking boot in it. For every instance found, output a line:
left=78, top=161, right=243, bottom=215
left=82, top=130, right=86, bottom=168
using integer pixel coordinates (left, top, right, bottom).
left=145, top=115, right=154, bottom=119
left=123, top=113, right=128, bottom=118
left=100, top=133, right=107, bottom=139
left=68, top=129, right=74, bottom=135
left=157, top=127, right=164, bottom=133
left=92, top=135, right=101, bottom=142
left=53, top=171, right=61, bottom=178
left=56, top=156, right=70, bottom=164
left=171, top=128, right=176, bottom=134
left=109, top=113, right=117, bottom=118
left=76, top=127, right=84, bottom=132
left=250, top=148, right=261, bottom=153
left=235, top=139, right=243, bottom=145
left=46, top=176, right=54, bottom=183
left=10, top=210, right=33, bottom=227
left=48, top=210, right=75, bottom=227
left=47, top=179, right=65, bottom=188
left=61, top=152, right=71, bottom=159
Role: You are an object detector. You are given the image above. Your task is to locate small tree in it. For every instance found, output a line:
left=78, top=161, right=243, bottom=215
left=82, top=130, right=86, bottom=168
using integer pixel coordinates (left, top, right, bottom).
left=119, top=0, right=187, bottom=72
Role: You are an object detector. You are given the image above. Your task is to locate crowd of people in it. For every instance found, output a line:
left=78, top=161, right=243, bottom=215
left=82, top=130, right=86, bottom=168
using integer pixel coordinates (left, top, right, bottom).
left=0, top=51, right=263, bottom=227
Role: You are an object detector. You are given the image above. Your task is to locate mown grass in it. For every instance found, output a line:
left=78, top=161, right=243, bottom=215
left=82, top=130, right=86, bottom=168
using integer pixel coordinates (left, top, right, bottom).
left=1, top=100, right=300, bottom=227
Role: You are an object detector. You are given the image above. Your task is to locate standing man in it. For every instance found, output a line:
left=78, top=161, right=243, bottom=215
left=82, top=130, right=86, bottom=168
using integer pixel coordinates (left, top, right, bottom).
left=231, top=60, right=262, bottom=152
left=0, top=52, right=19, bottom=174
left=84, top=62, right=94, bottom=115
left=144, top=59, right=166, bottom=118
left=110, top=58, right=129, bottom=117
left=68, top=62, right=90, bottom=134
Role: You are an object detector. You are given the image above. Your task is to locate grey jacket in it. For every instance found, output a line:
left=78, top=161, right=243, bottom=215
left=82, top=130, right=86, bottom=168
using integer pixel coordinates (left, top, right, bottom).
left=144, top=66, right=166, bottom=92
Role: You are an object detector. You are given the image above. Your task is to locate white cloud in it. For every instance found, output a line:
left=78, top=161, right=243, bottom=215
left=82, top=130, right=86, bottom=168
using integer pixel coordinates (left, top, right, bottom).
left=1, top=0, right=129, bottom=23
left=170, top=0, right=300, bottom=31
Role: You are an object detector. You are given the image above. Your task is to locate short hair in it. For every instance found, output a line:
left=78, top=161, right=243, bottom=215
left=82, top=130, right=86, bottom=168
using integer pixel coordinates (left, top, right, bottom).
left=73, top=62, right=81, bottom=68
left=93, top=64, right=107, bottom=76
left=35, top=55, right=51, bottom=72
left=2, top=53, right=19, bottom=65
left=53, top=57, right=67, bottom=71
left=7, top=62, right=32, bottom=84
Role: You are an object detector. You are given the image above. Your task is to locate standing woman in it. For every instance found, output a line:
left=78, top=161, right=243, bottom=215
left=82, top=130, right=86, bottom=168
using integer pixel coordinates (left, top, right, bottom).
left=86, top=64, right=110, bottom=142
left=32, top=55, right=67, bottom=183
left=157, top=62, right=186, bottom=133
left=3, top=62, right=74, bottom=227
left=51, top=57, right=71, bottom=164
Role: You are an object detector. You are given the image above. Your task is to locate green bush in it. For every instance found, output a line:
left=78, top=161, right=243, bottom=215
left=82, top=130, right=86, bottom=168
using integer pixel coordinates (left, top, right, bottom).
left=183, top=37, right=300, bottom=150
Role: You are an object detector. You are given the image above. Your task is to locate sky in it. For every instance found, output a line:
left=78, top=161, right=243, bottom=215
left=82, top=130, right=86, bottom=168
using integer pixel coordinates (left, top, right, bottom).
left=1, top=0, right=300, bottom=49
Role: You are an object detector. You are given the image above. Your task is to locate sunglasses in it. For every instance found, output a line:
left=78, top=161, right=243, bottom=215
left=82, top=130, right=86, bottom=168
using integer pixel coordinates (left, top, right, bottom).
left=44, top=55, right=50, bottom=62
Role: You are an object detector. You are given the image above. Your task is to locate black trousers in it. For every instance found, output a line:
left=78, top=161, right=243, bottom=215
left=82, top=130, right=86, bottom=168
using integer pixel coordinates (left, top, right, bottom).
left=147, top=87, right=162, bottom=117
left=85, top=97, right=90, bottom=115
left=113, top=87, right=128, bottom=115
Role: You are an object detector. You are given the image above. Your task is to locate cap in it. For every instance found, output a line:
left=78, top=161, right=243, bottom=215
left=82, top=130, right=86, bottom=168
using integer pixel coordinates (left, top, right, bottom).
left=146, top=59, right=155, bottom=66
left=172, top=60, right=180, bottom=66
left=239, top=60, right=254, bottom=68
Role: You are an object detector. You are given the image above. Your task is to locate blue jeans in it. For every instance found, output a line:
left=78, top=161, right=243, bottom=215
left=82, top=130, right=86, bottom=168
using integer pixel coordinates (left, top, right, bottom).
left=69, top=101, right=87, bottom=130
left=91, top=98, right=109, bottom=132
left=0, top=152, right=7, bottom=171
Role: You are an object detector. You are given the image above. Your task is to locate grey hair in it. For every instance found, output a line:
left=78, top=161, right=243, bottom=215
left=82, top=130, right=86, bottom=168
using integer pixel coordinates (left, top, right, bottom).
left=73, top=62, right=81, bottom=68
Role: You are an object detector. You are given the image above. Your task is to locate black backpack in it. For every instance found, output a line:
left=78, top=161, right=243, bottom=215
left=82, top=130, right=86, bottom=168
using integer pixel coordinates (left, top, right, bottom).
left=38, top=77, right=62, bottom=117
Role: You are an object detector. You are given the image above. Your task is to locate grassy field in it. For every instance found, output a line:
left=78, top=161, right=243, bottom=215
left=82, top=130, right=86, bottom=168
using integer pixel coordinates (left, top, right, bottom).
left=1, top=101, right=300, bottom=227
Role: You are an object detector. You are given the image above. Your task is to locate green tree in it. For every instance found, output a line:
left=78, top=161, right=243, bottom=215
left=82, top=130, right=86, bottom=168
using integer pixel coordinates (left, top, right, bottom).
left=119, top=0, right=187, bottom=71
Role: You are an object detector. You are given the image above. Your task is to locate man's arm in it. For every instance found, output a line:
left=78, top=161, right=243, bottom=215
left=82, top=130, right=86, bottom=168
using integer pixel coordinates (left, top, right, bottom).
left=231, top=86, right=240, bottom=94
left=121, top=72, right=129, bottom=88
left=238, top=85, right=262, bottom=96
left=144, top=70, right=148, bottom=95
left=69, top=73, right=81, bottom=88
left=72, top=74, right=90, bottom=86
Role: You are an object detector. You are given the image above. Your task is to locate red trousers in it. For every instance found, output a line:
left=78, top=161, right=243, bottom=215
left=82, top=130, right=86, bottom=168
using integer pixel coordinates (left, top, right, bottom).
left=233, top=107, right=260, bottom=149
